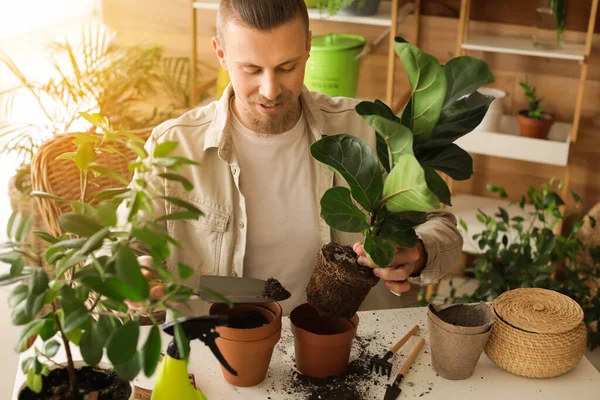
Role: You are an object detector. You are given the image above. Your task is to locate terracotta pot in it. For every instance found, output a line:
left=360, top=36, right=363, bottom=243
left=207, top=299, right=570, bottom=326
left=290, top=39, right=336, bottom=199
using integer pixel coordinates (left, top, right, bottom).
left=517, top=110, right=554, bottom=139
left=290, top=303, right=359, bottom=379
left=17, top=361, right=135, bottom=399
left=209, top=302, right=282, bottom=387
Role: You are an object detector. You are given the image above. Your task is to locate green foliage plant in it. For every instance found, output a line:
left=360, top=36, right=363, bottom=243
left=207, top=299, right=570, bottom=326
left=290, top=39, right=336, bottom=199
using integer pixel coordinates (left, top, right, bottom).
left=310, top=37, right=496, bottom=268
left=0, top=113, right=227, bottom=395
left=519, top=77, right=546, bottom=120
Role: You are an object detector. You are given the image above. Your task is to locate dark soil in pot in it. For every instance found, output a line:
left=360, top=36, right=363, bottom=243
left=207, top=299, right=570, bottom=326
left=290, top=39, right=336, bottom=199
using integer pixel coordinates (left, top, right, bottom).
left=19, top=366, right=131, bottom=400
left=306, top=242, right=379, bottom=319
left=263, top=278, right=291, bottom=301
left=228, top=310, right=270, bottom=329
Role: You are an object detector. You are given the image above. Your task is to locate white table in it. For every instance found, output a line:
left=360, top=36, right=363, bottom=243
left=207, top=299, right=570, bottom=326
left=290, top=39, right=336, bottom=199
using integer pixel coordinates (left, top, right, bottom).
left=13, top=306, right=600, bottom=399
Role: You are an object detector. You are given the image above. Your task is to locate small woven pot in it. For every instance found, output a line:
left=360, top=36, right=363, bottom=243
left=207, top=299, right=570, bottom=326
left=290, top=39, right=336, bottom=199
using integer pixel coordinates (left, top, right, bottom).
left=484, top=288, right=587, bottom=378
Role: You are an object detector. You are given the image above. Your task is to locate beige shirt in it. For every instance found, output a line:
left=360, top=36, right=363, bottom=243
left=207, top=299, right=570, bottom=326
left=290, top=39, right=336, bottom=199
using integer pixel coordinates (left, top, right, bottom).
left=230, top=107, right=321, bottom=315
left=133, top=85, right=463, bottom=316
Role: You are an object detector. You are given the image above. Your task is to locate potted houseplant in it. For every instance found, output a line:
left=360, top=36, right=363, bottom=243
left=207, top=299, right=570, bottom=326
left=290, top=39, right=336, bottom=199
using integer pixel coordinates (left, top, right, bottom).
left=291, top=37, right=495, bottom=378
left=517, top=77, right=554, bottom=139
left=1, top=113, right=227, bottom=398
left=305, top=36, right=495, bottom=319
left=0, top=23, right=214, bottom=264
left=442, top=180, right=600, bottom=350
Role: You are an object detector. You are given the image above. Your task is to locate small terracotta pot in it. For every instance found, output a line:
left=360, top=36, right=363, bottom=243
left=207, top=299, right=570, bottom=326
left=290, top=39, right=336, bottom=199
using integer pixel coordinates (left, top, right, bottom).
left=209, top=302, right=282, bottom=387
left=290, top=303, right=359, bottom=379
left=517, top=110, right=554, bottom=139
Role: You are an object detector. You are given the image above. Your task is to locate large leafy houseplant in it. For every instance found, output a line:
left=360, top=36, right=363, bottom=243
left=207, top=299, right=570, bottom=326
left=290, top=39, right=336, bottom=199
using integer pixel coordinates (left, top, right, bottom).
left=439, top=180, right=600, bottom=350
left=305, top=37, right=496, bottom=318
left=0, top=113, right=225, bottom=397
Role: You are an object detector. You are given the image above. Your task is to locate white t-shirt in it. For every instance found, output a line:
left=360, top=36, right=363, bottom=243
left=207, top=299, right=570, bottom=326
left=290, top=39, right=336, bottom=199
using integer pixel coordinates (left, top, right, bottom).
left=230, top=105, right=322, bottom=315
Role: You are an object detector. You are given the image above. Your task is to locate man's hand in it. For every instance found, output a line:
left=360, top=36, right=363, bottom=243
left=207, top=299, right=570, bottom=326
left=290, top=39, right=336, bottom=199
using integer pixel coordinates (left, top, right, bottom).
left=353, top=241, right=427, bottom=295
left=125, top=255, right=167, bottom=311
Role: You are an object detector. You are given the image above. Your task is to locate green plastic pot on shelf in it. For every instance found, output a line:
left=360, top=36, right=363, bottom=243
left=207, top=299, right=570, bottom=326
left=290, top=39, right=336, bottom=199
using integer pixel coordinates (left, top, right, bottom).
left=305, top=33, right=366, bottom=98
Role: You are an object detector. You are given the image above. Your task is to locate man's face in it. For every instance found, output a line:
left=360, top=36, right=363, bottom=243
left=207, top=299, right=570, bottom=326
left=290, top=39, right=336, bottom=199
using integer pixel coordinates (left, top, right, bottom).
left=213, top=16, right=311, bottom=134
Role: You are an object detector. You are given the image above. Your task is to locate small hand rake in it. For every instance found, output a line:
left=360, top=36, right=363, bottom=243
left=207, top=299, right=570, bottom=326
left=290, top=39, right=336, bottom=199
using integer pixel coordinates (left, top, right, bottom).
left=370, top=324, right=419, bottom=377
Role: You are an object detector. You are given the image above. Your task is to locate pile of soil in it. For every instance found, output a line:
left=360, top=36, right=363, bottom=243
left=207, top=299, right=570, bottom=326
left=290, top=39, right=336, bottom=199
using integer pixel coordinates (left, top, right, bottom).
left=279, top=335, right=385, bottom=400
left=264, top=278, right=291, bottom=301
left=19, top=366, right=131, bottom=400
left=228, top=310, right=269, bottom=329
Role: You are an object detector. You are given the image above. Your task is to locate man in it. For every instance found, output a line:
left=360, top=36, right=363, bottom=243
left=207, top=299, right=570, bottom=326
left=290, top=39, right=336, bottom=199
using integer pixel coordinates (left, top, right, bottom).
left=135, top=0, right=462, bottom=316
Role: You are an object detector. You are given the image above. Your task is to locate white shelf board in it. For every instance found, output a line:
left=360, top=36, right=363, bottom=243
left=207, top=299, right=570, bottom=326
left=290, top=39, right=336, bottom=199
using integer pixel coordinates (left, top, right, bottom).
left=193, top=1, right=414, bottom=27
left=462, top=35, right=586, bottom=61
left=449, top=194, right=544, bottom=255
left=455, top=115, right=572, bottom=166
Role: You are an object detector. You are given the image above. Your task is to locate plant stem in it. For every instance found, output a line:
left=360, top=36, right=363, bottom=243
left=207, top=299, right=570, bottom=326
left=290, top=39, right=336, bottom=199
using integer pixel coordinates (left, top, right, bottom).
left=53, top=305, right=77, bottom=393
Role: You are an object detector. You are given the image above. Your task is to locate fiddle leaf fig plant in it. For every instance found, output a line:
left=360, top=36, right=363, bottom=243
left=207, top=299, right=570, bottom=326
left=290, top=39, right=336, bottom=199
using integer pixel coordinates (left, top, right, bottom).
left=0, top=113, right=228, bottom=396
left=310, top=37, right=495, bottom=268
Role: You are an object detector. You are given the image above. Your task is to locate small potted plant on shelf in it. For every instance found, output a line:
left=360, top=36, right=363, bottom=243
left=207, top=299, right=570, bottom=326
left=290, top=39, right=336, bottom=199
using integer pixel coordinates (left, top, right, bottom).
left=517, top=77, right=555, bottom=139
left=291, top=37, right=495, bottom=378
left=1, top=113, right=226, bottom=398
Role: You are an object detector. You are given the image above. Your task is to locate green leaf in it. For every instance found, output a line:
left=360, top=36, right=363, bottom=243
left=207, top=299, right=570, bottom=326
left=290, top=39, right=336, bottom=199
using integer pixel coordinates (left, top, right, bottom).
left=459, top=218, right=468, bottom=232
left=58, top=213, right=104, bottom=237
left=54, top=253, right=88, bottom=278
left=27, top=369, right=43, bottom=394
left=70, top=201, right=97, bottom=218
left=16, top=319, right=45, bottom=352
left=96, top=316, right=116, bottom=347
left=113, top=353, right=141, bottom=381
left=355, top=101, right=414, bottom=168
left=60, top=286, right=91, bottom=333
left=33, top=231, right=58, bottom=244
left=417, top=144, right=473, bottom=181
left=428, top=91, right=494, bottom=145
left=10, top=257, right=25, bottom=277
left=498, top=208, right=509, bottom=223
left=174, top=320, right=190, bottom=360
left=310, top=134, right=383, bottom=212
left=364, top=234, right=395, bottom=268
left=423, top=167, right=451, bottom=206
left=48, top=238, right=88, bottom=251
left=395, top=37, right=446, bottom=141
left=12, top=302, right=30, bottom=326
left=56, top=152, right=77, bottom=162
left=93, top=188, right=131, bottom=201
left=6, top=212, right=18, bottom=239
left=319, top=187, right=369, bottom=233
left=15, top=215, right=34, bottom=242
left=30, top=191, right=67, bottom=203
left=101, top=299, right=129, bottom=313
left=79, top=227, right=110, bottom=254
left=81, top=276, right=135, bottom=302
left=177, top=263, right=195, bottom=281
left=80, top=326, right=103, bottom=366
left=571, top=191, right=583, bottom=204
left=88, top=164, right=129, bottom=185
left=443, top=56, right=495, bottom=105
left=156, top=211, right=201, bottom=222
left=44, top=340, right=60, bottom=357
left=9, top=284, right=28, bottom=308
left=154, top=141, right=179, bottom=158
left=376, top=135, right=391, bottom=173
left=390, top=228, right=420, bottom=248
left=75, top=142, right=96, bottom=170
left=21, top=357, right=34, bottom=374
left=39, top=316, right=58, bottom=341
left=80, top=112, right=109, bottom=129
left=142, top=325, right=161, bottom=377
left=127, top=141, right=148, bottom=159
left=382, top=154, right=440, bottom=213
left=115, top=245, right=149, bottom=301
left=108, top=321, right=140, bottom=365
left=158, top=173, right=193, bottom=191
left=160, top=196, right=203, bottom=215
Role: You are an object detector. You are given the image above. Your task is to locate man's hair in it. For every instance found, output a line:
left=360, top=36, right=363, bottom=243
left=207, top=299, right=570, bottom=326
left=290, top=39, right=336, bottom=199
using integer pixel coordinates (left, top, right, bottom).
left=217, top=0, right=309, bottom=46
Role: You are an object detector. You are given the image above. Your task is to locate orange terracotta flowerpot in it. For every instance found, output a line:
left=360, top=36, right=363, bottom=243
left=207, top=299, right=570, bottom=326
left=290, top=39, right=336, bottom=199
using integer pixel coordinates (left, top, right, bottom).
left=290, top=303, right=359, bottom=379
left=209, top=302, right=282, bottom=387
left=517, top=110, right=554, bottom=139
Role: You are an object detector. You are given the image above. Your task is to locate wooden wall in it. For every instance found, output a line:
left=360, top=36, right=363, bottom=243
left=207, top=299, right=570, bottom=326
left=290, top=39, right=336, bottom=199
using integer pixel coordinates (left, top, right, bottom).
left=101, top=0, right=600, bottom=214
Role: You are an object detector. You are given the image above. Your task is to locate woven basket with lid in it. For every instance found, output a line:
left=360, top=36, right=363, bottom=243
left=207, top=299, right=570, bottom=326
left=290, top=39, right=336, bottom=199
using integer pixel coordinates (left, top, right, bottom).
left=484, top=288, right=587, bottom=378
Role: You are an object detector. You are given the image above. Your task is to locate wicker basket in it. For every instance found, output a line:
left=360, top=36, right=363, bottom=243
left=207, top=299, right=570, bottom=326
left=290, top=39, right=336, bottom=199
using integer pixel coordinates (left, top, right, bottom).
left=30, top=129, right=152, bottom=237
left=484, top=288, right=587, bottom=378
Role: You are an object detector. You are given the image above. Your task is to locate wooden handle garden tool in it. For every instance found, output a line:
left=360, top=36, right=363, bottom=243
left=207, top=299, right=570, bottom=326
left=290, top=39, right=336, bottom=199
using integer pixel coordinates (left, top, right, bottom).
left=383, top=338, right=426, bottom=400
left=370, top=324, right=419, bottom=377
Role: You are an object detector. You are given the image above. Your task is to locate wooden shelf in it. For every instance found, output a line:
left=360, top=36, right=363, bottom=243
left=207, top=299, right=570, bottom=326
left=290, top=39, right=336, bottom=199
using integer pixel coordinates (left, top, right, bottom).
left=192, top=1, right=414, bottom=27
left=450, top=194, right=543, bottom=255
left=462, top=34, right=586, bottom=61
left=454, top=115, right=572, bottom=167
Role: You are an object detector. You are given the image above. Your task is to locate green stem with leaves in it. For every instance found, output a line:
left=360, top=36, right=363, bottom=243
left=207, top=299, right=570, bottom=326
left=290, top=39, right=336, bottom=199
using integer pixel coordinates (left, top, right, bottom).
left=53, top=304, right=77, bottom=393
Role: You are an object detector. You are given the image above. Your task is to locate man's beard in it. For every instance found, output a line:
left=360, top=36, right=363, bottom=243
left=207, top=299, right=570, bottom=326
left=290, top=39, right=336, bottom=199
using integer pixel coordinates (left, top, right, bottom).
left=241, top=91, right=301, bottom=135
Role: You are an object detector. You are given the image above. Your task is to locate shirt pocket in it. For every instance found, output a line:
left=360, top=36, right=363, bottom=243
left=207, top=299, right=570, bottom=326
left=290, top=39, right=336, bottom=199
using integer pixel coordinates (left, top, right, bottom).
left=166, top=197, right=230, bottom=277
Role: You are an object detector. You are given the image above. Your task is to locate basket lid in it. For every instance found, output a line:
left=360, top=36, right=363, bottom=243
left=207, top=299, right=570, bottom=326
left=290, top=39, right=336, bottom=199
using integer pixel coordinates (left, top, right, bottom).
left=493, top=288, right=584, bottom=334
left=311, top=34, right=366, bottom=51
